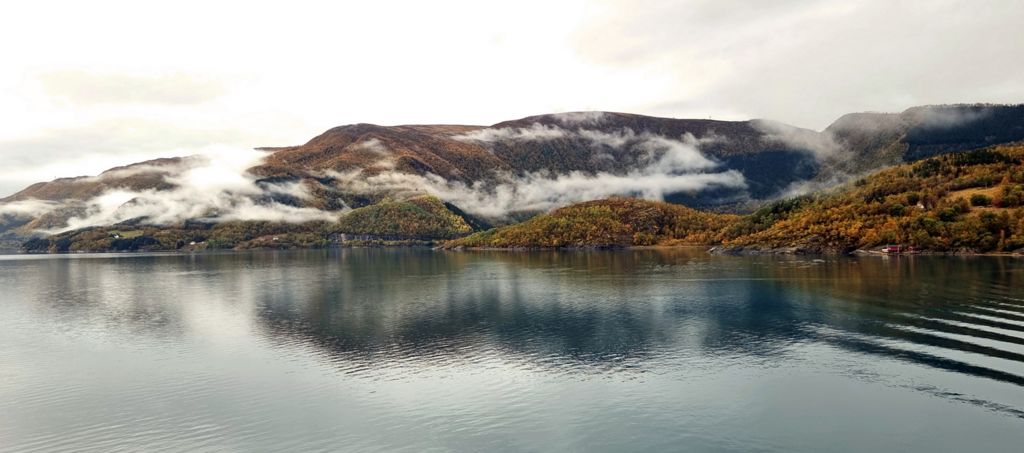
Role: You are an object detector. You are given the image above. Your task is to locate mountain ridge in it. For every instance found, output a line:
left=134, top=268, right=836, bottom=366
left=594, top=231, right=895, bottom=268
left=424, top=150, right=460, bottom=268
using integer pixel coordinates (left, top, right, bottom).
left=4, top=103, right=1024, bottom=252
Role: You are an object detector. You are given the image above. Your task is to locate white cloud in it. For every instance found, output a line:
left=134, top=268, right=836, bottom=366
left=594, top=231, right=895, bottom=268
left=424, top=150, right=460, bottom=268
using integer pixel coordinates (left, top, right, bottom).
left=37, top=147, right=339, bottom=233
left=454, top=122, right=720, bottom=173
left=577, top=128, right=635, bottom=148
left=452, top=123, right=570, bottom=143
left=635, top=134, right=718, bottom=172
left=1, top=122, right=745, bottom=232
left=329, top=126, right=744, bottom=218
left=552, top=111, right=608, bottom=126
left=751, top=119, right=841, bottom=158
left=0, top=199, right=61, bottom=218
left=0, top=119, right=269, bottom=198
left=354, top=138, right=390, bottom=156
left=327, top=167, right=745, bottom=219
left=907, top=105, right=994, bottom=130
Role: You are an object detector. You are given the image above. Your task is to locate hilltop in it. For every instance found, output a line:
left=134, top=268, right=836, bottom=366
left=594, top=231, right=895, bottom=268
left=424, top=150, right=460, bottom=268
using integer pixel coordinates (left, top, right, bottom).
left=447, top=197, right=737, bottom=249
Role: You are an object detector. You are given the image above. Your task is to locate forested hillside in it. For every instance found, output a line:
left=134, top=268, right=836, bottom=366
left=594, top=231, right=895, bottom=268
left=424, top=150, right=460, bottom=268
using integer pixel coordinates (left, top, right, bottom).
left=448, top=144, right=1024, bottom=254
left=6, top=105, right=1024, bottom=254
left=21, top=196, right=475, bottom=252
left=719, top=144, right=1024, bottom=254
left=447, top=198, right=738, bottom=248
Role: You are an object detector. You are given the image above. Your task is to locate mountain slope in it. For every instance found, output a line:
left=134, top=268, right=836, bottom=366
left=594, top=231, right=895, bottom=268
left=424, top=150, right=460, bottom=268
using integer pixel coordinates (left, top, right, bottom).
left=2, top=157, right=193, bottom=203
left=449, top=143, right=1024, bottom=254
left=248, top=111, right=827, bottom=210
left=718, top=144, right=1024, bottom=254
left=20, top=195, right=476, bottom=253
left=4, top=104, right=1024, bottom=252
left=823, top=104, right=1024, bottom=175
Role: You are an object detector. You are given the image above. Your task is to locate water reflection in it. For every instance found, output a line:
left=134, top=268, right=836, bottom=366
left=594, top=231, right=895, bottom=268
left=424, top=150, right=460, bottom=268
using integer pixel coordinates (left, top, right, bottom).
left=239, top=251, right=1024, bottom=387
left=2, top=249, right=1023, bottom=451
left=5, top=250, right=1024, bottom=381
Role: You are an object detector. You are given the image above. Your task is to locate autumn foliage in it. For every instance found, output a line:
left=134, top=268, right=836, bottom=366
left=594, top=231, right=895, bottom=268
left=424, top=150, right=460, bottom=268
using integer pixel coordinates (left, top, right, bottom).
left=446, top=197, right=739, bottom=248
left=330, top=196, right=473, bottom=239
left=20, top=144, right=1024, bottom=255
left=448, top=144, right=1024, bottom=253
left=719, top=145, right=1024, bottom=253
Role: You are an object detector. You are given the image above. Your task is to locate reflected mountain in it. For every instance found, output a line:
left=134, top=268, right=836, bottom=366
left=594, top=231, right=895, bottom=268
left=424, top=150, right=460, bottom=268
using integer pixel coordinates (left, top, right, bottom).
left=242, top=250, right=1024, bottom=395
left=5, top=248, right=1023, bottom=418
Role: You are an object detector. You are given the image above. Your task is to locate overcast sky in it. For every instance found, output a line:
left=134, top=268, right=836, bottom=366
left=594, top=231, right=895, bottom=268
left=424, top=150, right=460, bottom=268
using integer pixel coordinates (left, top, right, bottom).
left=1, top=0, right=1022, bottom=197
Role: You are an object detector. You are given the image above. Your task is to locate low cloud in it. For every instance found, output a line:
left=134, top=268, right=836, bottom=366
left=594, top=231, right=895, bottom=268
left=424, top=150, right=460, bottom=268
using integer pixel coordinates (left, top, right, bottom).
left=0, top=199, right=61, bottom=218
left=0, top=119, right=255, bottom=198
left=20, top=147, right=339, bottom=234
left=578, top=128, right=635, bottom=148
left=751, top=119, right=842, bottom=159
left=352, top=138, right=395, bottom=169
left=435, top=170, right=745, bottom=217
left=552, top=111, right=608, bottom=126
left=456, top=122, right=724, bottom=171
left=328, top=167, right=744, bottom=219
left=909, top=105, right=993, bottom=130
left=635, top=134, right=719, bottom=172
left=4, top=122, right=750, bottom=233
left=452, top=123, right=569, bottom=142
left=331, top=124, right=745, bottom=218
left=772, top=173, right=850, bottom=200
left=354, top=138, right=390, bottom=155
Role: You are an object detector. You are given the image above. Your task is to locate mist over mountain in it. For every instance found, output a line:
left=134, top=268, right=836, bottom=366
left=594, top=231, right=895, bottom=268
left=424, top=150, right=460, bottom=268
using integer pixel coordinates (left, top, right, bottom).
left=3, top=103, right=1024, bottom=249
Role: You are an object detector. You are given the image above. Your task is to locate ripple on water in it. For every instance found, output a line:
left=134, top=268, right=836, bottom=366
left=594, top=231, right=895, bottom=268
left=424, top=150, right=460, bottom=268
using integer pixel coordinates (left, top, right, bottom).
left=1, top=250, right=1023, bottom=452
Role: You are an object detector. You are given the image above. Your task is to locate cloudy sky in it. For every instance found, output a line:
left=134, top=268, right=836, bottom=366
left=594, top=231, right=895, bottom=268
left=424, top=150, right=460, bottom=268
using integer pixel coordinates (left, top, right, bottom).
left=1, top=0, right=1022, bottom=197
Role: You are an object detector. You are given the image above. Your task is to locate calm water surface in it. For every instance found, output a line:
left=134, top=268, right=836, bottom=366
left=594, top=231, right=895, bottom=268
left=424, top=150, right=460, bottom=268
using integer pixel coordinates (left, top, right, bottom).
left=1, top=248, right=1023, bottom=452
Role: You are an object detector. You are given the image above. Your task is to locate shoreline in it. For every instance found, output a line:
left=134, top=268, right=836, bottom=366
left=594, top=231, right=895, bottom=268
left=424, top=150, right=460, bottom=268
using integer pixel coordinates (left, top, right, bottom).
left=5, top=243, right=1023, bottom=257
left=445, top=243, right=1024, bottom=257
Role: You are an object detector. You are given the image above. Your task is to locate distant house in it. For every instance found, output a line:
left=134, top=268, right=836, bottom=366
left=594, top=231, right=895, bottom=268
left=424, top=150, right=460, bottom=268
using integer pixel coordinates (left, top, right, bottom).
left=882, top=244, right=914, bottom=254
